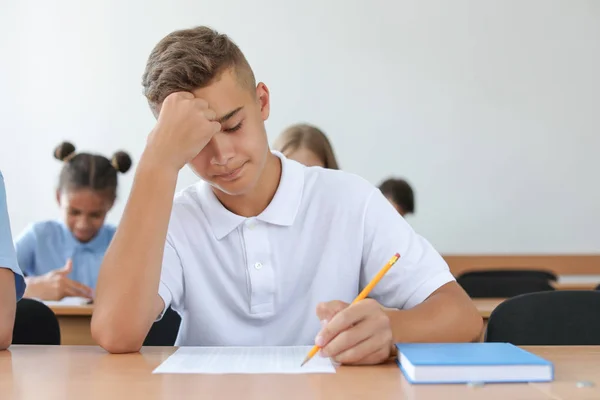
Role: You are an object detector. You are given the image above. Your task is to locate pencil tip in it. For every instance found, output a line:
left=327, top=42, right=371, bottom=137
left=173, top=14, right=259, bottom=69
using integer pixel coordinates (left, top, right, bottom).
left=300, top=358, right=308, bottom=367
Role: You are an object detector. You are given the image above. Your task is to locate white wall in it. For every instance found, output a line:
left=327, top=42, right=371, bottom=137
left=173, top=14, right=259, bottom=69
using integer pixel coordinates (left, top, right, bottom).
left=1, top=0, right=599, bottom=253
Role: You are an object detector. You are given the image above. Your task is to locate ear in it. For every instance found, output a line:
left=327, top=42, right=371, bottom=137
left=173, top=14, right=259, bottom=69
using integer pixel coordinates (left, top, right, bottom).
left=256, top=82, right=270, bottom=121
left=55, top=190, right=62, bottom=206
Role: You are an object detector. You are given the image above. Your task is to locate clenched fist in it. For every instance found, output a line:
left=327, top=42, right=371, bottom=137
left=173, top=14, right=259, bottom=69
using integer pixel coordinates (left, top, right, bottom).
left=144, top=92, right=222, bottom=171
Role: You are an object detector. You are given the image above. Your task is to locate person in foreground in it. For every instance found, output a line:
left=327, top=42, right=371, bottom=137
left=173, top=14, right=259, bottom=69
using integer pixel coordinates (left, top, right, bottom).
left=16, top=142, right=132, bottom=301
left=92, top=26, right=482, bottom=363
left=273, top=123, right=339, bottom=169
left=0, top=171, right=26, bottom=349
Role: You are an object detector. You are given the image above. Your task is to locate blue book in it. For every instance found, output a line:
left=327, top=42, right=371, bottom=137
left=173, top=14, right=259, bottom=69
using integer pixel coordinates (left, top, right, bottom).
left=396, top=343, right=554, bottom=384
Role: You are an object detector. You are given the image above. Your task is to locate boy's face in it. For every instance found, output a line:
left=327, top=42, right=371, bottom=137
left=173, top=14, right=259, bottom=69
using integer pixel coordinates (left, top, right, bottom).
left=188, top=69, right=271, bottom=196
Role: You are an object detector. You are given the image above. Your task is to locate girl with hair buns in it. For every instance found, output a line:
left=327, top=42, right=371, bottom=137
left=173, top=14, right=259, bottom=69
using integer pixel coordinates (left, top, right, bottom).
left=15, top=142, right=132, bottom=301
left=273, top=124, right=339, bottom=169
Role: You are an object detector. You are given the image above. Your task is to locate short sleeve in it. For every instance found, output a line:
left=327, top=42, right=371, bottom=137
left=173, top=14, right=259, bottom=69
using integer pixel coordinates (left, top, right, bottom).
left=0, top=172, right=25, bottom=300
left=157, top=235, right=184, bottom=320
left=14, top=224, right=37, bottom=276
left=361, top=188, right=454, bottom=310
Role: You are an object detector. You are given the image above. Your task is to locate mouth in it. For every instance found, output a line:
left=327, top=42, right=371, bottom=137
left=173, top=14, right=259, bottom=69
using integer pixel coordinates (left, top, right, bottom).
left=75, top=232, right=93, bottom=241
left=214, top=162, right=246, bottom=182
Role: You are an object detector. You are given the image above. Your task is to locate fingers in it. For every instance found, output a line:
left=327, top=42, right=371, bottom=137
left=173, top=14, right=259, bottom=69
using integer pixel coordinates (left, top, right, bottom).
left=340, top=341, right=394, bottom=365
left=316, top=300, right=349, bottom=323
left=210, top=121, right=222, bottom=134
left=315, top=299, right=392, bottom=365
left=164, top=91, right=195, bottom=103
left=201, top=107, right=217, bottom=121
left=320, top=316, right=374, bottom=358
left=191, top=99, right=220, bottom=133
left=63, top=278, right=93, bottom=298
left=63, top=286, right=91, bottom=299
left=57, top=259, right=73, bottom=275
left=317, top=300, right=375, bottom=347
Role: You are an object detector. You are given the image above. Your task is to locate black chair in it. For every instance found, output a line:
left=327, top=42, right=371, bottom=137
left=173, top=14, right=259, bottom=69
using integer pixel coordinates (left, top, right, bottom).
left=457, top=276, right=555, bottom=298
left=143, top=307, right=181, bottom=346
left=12, top=299, right=61, bottom=345
left=596, top=284, right=600, bottom=291
left=458, top=269, right=557, bottom=282
left=485, top=291, right=600, bottom=345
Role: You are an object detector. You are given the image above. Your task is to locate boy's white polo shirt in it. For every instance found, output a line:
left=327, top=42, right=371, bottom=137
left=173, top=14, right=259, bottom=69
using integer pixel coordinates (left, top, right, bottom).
left=158, top=152, right=454, bottom=346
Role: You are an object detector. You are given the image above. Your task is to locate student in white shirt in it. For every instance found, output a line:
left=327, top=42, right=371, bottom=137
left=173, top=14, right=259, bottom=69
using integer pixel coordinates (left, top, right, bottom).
left=92, top=26, right=482, bottom=362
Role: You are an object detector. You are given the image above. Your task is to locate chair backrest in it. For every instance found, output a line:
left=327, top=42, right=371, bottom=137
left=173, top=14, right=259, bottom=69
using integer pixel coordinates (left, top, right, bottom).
left=12, top=299, right=61, bottom=345
left=457, top=275, right=555, bottom=298
left=485, top=291, right=600, bottom=345
left=143, top=307, right=181, bottom=346
left=596, top=284, right=600, bottom=291
left=458, top=269, right=557, bottom=282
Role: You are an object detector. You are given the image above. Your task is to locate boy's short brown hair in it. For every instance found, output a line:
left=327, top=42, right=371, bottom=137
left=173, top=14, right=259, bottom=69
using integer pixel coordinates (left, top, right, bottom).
left=142, top=26, right=256, bottom=116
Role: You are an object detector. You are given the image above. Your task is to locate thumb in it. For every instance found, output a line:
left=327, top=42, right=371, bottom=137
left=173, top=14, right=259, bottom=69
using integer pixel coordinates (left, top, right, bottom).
left=58, top=259, right=73, bottom=275
left=316, top=300, right=349, bottom=323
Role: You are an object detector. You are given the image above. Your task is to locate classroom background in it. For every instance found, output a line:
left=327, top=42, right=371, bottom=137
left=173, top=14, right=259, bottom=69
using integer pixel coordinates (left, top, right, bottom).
left=1, top=0, right=598, bottom=257
left=2, top=1, right=600, bottom=398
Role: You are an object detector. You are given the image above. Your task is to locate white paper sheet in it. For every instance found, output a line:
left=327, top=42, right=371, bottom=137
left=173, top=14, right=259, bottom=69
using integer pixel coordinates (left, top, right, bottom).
left=153, top=346, right=336, bottom=374
left=42, top=296, right=92, bottom=306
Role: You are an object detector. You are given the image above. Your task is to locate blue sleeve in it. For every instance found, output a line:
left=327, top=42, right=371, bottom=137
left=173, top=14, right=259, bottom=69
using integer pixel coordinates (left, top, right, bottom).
left=14, top=224, right=37, bottom=276
left=0, top=172, right=25, bottom=300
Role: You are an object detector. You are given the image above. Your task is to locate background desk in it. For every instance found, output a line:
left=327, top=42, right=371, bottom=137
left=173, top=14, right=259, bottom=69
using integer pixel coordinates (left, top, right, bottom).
left=473, top=298, right=504, bottom=320
left=47, top=304, right=94, bottom=345
left=1, top=346, right=599, bottom=400
left=47, top=297, right=582, bottom=345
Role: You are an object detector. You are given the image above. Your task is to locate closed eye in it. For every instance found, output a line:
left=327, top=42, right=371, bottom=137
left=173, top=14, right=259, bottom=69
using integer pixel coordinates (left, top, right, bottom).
left=223, top=121, right=243, bottom=133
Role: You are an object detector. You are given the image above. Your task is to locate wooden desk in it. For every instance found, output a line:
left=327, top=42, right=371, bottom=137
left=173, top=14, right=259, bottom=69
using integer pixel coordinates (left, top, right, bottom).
left=474, top=298, right=505, bottom=320
left=48, top=305, right=94, bottom=345
left=47, top=300, right=511, bottom=345
left=1, top=346, right=599, bottom=400
left=553, top=281, right=598, bottom=291
left=47, top=295, right=592, bottom=345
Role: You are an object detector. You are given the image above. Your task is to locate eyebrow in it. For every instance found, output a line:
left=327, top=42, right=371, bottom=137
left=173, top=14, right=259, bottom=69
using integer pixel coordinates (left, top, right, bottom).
left=217, top=107, right=243, bottom=124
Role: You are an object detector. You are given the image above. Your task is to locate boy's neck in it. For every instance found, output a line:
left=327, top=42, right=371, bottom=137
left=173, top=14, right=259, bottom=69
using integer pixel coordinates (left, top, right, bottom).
left=212, top=153, right=282, bottom=218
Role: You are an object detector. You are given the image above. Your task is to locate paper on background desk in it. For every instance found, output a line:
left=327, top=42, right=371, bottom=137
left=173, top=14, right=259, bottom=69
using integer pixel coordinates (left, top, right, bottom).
left=42, top=296, right=92, bottom=306
left=153, top=346, right=336, bottom=374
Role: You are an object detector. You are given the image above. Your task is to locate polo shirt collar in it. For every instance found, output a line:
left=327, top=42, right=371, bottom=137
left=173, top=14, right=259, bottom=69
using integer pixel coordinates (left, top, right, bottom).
left=198, top=151, right=305, bottom=240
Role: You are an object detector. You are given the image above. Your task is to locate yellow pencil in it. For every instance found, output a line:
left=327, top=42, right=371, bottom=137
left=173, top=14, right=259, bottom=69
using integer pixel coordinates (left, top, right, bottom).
left=301, top=252, right=401, bottom=367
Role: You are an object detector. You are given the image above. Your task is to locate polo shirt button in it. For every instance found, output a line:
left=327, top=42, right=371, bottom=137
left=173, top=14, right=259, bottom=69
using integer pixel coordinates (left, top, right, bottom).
left=254, top=262, right=263, bottom=270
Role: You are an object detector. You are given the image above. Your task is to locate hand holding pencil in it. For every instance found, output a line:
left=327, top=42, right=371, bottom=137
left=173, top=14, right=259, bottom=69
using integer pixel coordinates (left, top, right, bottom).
left=302, top=253, right=401, bottom=366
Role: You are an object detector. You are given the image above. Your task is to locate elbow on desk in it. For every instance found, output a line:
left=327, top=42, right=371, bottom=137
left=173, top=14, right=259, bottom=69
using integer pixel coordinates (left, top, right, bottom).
left=0, top=328, right=12, bottom=350
left=0, top=336, right=12, bottom=351
left=91, top=312, right=144, bottom=354
left=470, top=313, right=485, bottom=342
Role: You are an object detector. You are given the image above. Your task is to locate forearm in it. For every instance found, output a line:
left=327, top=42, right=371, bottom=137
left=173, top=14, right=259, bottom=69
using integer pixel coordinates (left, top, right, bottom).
left=0, top=269, right=16, bottom=349
left=92, top=156, right=178, bottom=351
left=387, top=282, right=483, bottom=343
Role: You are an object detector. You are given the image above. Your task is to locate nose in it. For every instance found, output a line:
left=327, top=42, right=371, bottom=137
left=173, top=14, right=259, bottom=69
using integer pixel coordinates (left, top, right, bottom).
left=209, top=132, right=235, bottom=166
left=75, top=216, right=92, bottom=232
